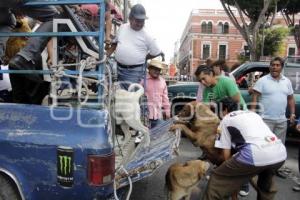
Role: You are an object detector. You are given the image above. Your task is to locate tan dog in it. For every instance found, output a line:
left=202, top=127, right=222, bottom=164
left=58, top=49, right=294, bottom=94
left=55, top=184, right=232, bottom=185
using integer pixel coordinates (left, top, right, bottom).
left=165, top=160, right=210, bottom=200
left=170, top=101, right=223, bottom=165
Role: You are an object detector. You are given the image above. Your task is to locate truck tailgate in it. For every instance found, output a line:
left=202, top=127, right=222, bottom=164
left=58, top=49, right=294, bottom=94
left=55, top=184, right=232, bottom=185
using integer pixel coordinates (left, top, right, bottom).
left=115, top=119, right=180, bottom=188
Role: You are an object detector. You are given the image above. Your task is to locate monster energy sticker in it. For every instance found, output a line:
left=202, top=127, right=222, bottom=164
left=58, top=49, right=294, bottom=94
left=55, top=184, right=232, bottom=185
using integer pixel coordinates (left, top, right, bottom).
left=57, top=146, right=74, bottom=187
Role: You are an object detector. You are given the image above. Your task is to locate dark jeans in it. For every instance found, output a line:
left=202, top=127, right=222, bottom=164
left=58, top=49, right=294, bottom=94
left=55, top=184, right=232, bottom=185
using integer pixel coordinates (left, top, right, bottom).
left=203, top=158, right=284, bottom=200
left=0, top=90, right=12, bottom=102
left=9, top=55, right=50, bottom=104
left=149, top=119, right=164, bottom=129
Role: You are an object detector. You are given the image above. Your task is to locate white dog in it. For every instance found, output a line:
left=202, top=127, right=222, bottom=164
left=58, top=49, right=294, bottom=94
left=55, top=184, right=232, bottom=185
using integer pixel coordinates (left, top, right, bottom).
left=114, top=83, right=150, bottom=147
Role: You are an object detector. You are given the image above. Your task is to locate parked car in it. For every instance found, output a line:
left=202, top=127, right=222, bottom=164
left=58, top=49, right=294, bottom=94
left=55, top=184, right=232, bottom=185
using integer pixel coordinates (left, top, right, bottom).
left=168, top=61, right=300, bottom=140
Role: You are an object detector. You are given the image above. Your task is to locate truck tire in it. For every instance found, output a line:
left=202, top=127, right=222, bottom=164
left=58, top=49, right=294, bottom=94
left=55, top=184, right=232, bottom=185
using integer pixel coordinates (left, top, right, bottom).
left=0, top=175, right=21, bottom=200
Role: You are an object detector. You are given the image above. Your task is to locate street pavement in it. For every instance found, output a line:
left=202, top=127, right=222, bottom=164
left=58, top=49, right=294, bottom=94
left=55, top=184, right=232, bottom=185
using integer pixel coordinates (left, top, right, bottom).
left=130, top=138, right=300, bottom=200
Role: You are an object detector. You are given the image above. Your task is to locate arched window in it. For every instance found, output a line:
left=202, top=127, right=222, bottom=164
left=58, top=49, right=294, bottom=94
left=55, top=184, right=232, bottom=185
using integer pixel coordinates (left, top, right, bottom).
left=207, top=22, right=213, bottom=33
left=201, top=22, right=207, bottom=33
left=217, top=22, right=223, bottom=34
left=224, top=22, right=229, bottom=34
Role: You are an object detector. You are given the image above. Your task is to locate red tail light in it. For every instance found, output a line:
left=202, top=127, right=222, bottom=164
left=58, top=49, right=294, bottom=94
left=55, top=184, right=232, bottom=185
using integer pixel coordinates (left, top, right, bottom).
left=88, top=153, right=115, bottom=186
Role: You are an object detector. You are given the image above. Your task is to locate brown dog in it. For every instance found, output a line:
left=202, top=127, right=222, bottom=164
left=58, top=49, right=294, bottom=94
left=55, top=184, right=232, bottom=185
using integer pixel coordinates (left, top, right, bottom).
left=170, top=101, right=223, bottom=165
left=165, top=160, right=210, bottom=200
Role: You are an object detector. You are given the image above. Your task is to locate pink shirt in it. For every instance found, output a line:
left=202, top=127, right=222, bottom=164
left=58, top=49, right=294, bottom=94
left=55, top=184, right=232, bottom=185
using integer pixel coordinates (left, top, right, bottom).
left=143, top=75, right=170, bottom=120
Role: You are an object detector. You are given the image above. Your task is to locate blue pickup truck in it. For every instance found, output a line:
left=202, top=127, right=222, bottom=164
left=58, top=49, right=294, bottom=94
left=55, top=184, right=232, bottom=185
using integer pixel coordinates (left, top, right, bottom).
left=0, top=1, right=179, bottom=199
left=168, top=60, right=300, bottom=140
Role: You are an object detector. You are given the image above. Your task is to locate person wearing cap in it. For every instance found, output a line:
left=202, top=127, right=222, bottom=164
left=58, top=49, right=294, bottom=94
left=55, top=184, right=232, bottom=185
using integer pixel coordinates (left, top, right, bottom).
left=72, top=0, right=112, bottom=46
left=106, top=4, right=163, bottom=90
left=141, top=59, right=170, bottom=128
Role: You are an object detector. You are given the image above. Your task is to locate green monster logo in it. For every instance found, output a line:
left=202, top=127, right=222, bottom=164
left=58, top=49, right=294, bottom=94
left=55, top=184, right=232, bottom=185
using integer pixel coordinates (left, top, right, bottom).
left=59, top=155, right=72, bottom=175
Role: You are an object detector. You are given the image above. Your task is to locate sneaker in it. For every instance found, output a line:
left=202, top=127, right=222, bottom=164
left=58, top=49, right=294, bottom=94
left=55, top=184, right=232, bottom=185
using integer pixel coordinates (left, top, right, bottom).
left=292, top=185, right=300, bottom=192
left=239, top=190, right=249, bottom=197
left=275, top=170, right=288, bottom=179
left=239, top=183, right=250, bottom=197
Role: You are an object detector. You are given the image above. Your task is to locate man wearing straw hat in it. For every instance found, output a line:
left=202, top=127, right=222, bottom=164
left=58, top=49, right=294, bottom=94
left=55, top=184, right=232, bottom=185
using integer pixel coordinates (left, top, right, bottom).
left=142, top=59, right=170, bottom=128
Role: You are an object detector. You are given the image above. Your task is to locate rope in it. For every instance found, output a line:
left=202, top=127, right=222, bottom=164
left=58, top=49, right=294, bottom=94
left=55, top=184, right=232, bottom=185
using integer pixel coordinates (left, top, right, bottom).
left=114, top=165, right=133, bottom=200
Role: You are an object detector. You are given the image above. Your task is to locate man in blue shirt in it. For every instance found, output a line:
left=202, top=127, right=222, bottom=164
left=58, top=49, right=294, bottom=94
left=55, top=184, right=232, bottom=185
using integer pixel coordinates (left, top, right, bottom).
left=251, top=56, right=296, bottom=178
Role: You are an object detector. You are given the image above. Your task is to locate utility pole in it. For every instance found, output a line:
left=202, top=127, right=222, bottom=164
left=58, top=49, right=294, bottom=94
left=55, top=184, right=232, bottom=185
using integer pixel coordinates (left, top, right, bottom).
left=124, top=0, right=128, bottom=23
left=261, top=16, right=266, bottom=60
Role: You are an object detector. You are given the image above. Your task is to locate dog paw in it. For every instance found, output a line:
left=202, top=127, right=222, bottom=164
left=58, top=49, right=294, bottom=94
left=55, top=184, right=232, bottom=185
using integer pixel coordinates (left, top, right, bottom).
left=169, top=124, right=182, bottom=132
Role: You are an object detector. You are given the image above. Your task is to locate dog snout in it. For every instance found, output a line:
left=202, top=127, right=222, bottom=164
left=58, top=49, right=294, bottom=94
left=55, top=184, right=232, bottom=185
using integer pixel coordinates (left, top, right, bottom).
left=204, top=162, right=210, bottom=171
left=173, top=115, right=179, bottom=121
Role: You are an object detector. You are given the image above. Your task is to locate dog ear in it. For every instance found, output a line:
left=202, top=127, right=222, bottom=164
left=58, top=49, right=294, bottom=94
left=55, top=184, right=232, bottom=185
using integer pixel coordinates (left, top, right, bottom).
left=198, top=161, right=208, bottom=178
left=173, top=168, right=199, bottom=188
left=178, top=102, right=194, bottom=119
left=195, top=103, right=219, bottom=124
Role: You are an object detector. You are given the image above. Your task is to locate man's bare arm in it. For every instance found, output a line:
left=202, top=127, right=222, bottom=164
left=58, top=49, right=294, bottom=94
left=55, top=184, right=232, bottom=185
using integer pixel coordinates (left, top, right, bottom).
left=250, top=90, right=260, bottom=111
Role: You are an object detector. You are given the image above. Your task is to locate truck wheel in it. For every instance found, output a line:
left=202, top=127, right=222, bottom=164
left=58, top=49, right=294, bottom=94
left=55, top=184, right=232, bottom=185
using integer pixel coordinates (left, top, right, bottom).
left=0, top=175, right=21, bottom=200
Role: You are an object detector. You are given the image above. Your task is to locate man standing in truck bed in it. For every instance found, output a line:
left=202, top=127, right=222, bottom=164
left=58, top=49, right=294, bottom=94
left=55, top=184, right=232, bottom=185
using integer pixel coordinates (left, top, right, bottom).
left=106, top=4, right=163, bottom=90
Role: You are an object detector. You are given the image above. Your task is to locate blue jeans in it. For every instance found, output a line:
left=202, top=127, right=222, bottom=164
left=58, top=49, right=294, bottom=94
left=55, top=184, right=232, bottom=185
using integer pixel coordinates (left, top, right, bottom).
left=0, top=2, right=59, bottom=62
left=117, top=64, right=145, bottom=90
left=149, top=119, right=164, bottom=129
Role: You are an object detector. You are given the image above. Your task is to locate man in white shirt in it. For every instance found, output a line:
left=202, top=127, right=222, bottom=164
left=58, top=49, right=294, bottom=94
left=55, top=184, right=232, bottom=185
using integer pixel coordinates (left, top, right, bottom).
left=203, top=97, right=286, bottom=200
left=106, top=4, right=163, bottom=89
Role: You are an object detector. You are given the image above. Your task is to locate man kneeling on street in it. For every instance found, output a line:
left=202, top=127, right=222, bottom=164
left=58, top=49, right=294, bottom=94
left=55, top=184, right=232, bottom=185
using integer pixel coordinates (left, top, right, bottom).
left=203, top=97, right=287, bottom=200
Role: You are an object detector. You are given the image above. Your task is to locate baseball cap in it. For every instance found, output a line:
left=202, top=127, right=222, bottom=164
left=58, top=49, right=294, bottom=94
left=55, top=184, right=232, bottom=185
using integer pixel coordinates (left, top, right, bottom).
left=129, top=4, right=148, bottom=20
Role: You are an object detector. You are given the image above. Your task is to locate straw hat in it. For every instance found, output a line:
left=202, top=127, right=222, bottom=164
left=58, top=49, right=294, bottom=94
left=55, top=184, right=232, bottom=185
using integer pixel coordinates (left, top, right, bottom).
left=148, top=59, right=164, bottom=70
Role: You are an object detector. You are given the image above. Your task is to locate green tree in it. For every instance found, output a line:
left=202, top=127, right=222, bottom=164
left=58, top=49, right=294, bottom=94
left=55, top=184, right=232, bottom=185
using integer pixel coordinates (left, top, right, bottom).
left=220, top=0, right=279, bottom=61
left=278, top=0, right=300, bottom=55
left=257, top=26, right=289, bottom=57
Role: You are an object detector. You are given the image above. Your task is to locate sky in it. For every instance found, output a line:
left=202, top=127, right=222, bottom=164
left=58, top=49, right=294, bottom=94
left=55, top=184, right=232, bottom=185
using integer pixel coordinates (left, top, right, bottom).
left=131, top=0, right=223, bottom=62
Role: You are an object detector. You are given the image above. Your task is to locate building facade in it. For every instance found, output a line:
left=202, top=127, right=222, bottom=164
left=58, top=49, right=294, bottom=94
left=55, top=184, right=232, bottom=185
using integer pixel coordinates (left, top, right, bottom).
left=177, top=9, right=298, bottom=78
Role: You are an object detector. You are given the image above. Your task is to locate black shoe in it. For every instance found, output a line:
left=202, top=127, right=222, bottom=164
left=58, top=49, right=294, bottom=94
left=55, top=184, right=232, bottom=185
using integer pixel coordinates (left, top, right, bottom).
left=275, top=170, right=288, bottom=179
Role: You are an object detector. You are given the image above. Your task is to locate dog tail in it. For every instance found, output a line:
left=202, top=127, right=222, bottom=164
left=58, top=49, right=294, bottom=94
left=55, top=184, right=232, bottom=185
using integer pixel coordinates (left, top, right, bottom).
left=165, top=168, right=173, bottom=200
left=165, top=167, right=173, bottom=192
left=128, top=83, right=144, bottom=98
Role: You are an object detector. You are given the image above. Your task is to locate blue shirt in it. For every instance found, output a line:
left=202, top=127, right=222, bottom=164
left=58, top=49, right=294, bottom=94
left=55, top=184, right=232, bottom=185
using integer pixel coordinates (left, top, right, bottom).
left=253, top=74, right=293, bottom=120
